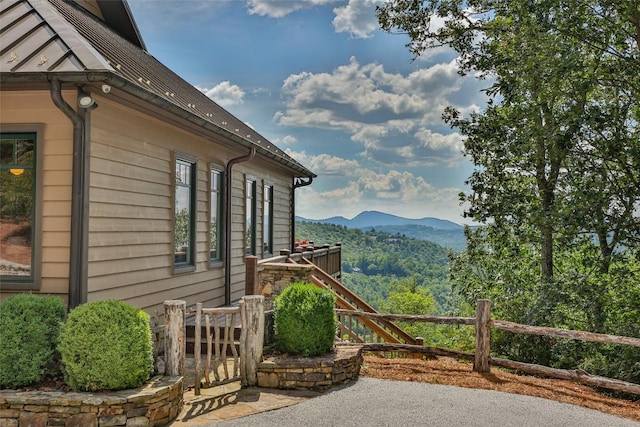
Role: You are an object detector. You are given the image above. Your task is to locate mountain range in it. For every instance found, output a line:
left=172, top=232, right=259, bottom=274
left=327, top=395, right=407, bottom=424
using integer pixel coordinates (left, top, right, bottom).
left=296, top=211, right=467, bottom=251
left=295, top=210, right=463, bottom=230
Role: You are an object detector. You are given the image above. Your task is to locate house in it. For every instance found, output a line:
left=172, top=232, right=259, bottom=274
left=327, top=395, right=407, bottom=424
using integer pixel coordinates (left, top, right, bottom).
left=0, top=0, right=316, bottom=313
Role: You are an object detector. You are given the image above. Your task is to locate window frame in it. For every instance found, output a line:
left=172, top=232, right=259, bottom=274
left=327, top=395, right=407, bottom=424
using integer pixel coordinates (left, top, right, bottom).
left=0, top=125, right=43, bottom=290
left=245, top=176, right=257, bottom=256
left=209, top=164, right=224, bottom=267
left=262, top=182, right=273, bottom=256
left=173, top=153, right=197, bottom=273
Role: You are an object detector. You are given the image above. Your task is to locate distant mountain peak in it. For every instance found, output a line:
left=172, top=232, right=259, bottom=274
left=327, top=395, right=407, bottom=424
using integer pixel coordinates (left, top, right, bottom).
left=296, top=211, right=462, bottom=230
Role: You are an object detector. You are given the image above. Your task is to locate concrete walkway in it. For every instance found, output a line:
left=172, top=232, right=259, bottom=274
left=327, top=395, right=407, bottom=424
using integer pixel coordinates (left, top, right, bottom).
left=171, top=378, right=639, bottom=427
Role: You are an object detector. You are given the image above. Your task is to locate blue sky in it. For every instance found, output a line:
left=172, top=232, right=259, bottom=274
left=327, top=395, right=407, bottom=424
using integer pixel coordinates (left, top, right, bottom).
left=127, top=0, right=489, bottom=225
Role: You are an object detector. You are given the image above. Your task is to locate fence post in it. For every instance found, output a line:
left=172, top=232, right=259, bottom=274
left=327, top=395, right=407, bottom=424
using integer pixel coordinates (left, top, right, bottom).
left=474, top=299, right=492, bottom=373
left=241, top=295, right=265, bottom=387
left=194, top=303, right=202, bottom=395
left=164, top=300, right=186, bottom=377
left=245, top=255, right=258, bottom=295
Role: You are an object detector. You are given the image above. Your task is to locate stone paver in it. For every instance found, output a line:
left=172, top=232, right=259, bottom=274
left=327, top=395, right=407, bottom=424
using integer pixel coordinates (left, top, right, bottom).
left=170, top=384, right=319, bottom=426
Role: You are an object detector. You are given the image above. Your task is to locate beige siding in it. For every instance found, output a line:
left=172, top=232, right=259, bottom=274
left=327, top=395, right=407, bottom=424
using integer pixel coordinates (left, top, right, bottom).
left=87, top=97, right=296, bottom=313
left=0, top=90, right=74, bottom=302
left=273, top=183, right=292, bottom=252
left=0, top=90, right=300, bottom=310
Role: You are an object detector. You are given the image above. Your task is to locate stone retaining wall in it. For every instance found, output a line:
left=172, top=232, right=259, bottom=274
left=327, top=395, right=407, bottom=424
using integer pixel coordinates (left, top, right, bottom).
left=0, top=376, right=182, bottom=427
left=257, top=346, right=362, bottom=391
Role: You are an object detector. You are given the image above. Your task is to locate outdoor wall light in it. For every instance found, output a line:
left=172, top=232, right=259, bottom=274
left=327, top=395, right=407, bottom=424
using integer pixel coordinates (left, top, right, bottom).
left=78, top=94, right=96, bottom=110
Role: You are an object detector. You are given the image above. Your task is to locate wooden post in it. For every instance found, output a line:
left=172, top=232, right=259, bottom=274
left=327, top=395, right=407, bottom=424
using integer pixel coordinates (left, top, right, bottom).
left=245, top=255, right=258, bottom=295
left=411, top=337, right=425, bottom=359
left=474, top=299, right=492, bottom=373
left=194, top=303, right=202, bottom=395
left=164, top=300, right=186, bottom=377
left=241, top=295, right=265, bottom=387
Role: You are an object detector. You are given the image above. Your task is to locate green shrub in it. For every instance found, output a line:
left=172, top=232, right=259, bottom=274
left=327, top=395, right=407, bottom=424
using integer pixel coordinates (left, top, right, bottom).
left=274, top=282, right=337, bottom=356
left=0, top=294, right=66, bottom=389
left=58, top=300, right=153, bottom=391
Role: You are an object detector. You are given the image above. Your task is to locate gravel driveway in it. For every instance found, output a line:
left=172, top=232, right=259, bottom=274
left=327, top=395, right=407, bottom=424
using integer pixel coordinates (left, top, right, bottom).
left=211, top=378, right=640, bottom=427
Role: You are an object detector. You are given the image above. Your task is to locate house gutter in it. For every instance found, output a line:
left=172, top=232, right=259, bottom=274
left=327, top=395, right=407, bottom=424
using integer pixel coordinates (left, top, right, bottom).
left=49, top=78, right=88, bottom=309
left=224, top=148, right=256, bottom=306
left=291, top=177, right=313, bottom=250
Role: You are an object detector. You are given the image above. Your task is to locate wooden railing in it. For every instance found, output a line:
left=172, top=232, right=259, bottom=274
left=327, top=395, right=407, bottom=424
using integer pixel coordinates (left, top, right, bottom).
left=297, top=257, right=421, bottom=346
left=259, top=243, right=342, bottom=278
left=193, top=304, right=242, bottom=395
left=164, top=297, right=265, bottom=396
left=336, top=299, right=640, bottom=396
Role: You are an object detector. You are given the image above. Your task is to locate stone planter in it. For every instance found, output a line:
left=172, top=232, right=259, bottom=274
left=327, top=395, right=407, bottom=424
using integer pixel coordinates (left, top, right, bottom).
left=257, top=345, right=363, bottom=391
left=0, top=376, right=182, bottom=427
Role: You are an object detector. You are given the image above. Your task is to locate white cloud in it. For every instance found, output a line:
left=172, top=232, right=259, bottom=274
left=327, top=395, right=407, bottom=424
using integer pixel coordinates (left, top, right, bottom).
left=274, top=135, right=298, bottom=146
left=198, top=81, right=245, bottom=107
left=276, top=57, right=484, bottom=166
left=246, top=0, right=340, bottom=18
left=332, top=0, right=383, bottom=39
left=287, top=151, right=466, bottom=222
left=287, top=151, right=361, bottom=176
left=245, top=0, right=382, bottom=39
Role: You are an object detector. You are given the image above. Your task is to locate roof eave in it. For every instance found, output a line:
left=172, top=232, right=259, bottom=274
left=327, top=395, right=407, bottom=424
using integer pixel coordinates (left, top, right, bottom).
left=0, top=71, right=316, bottom=179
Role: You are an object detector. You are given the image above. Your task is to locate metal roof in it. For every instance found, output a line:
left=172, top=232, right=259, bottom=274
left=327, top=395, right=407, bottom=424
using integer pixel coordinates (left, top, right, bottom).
left=0, top=0, right=315, bottom=178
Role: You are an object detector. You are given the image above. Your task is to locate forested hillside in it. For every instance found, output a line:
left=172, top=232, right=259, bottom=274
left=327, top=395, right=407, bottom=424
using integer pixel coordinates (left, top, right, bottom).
left=295, top=221, right=453, bottom=312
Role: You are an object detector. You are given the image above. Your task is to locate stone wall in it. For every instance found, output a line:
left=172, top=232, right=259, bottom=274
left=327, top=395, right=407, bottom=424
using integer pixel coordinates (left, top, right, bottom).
left=0, top=376, right=182, bottom=427
left=257, top=263, right=315, bottom=310
left=257, top=346, right=362, bottom=391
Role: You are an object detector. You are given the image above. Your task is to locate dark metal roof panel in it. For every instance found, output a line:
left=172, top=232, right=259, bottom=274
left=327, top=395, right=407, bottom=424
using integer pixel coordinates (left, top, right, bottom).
left=0, top=0, right=113, bottom=72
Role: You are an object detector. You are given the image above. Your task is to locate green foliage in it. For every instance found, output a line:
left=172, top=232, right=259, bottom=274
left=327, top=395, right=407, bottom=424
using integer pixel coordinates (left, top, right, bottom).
left=58, top=300, right=153, bottom=391
left=0, top=294, right=66, bottom=389
left=380, top=278, right=474, bottom=351
left=451, top=228, right=640, bottom=384
left=274, top=282, right=337, bottom=356
left=380, top=0, right=640, bottom=387
left=296, top=221, right=453, bottom=312
left=295, top=221, right=474, bottom=350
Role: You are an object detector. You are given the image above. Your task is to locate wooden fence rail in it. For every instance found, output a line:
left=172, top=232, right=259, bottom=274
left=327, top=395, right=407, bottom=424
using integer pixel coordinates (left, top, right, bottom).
left=336, top=299, right=640, bottom=396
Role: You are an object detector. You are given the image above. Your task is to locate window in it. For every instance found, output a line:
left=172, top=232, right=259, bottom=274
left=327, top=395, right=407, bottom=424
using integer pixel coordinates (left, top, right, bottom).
left=0, top=132, right=38, bottom=285
left=174, top=156, right=196, bottom=270
left=245, top=178, right=256, bottom=255
left=209, top=166, right=223, bottom=264
left=263, top=184, right=273, bottom=255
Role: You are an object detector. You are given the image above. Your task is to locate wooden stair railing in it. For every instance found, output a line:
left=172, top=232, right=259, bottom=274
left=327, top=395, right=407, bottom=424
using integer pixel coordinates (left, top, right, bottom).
left=295, top=257, right=419, bottom=346
left=309, top=275, right=400, bottom=344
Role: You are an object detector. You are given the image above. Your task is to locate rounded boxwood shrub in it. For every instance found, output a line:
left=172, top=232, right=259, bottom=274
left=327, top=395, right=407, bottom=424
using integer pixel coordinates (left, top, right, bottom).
left=0, top=294, right=66, bottom=389
left=274, top=282, right=337, bottom=356
left=58, top=300, right=153, bottom=391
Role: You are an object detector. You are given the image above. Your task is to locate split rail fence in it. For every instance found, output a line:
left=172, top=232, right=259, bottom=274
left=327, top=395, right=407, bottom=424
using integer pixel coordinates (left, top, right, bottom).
left=337, top=299, right=640, bottom=396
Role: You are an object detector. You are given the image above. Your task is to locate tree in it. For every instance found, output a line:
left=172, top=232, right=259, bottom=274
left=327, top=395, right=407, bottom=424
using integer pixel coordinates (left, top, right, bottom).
left=378, top=0, right=640, bottom=382
left=378, top=0, right=640, bottom=282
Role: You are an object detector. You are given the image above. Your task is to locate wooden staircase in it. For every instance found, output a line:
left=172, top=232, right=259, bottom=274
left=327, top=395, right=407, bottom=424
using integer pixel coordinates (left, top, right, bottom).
left=295, top=257, right=421, bottom=346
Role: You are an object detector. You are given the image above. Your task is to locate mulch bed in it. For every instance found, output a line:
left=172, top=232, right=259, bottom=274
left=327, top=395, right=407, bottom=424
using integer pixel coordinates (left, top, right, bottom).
left=360, top=354, right=640, bottom=422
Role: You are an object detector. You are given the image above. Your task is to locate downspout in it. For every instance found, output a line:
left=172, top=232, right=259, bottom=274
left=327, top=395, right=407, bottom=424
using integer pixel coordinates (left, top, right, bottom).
left=49, top=79, right=89, bottom=309
left=291, top=177, right=313, bottom=250
left=224, top=148, right=256, bottom=306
